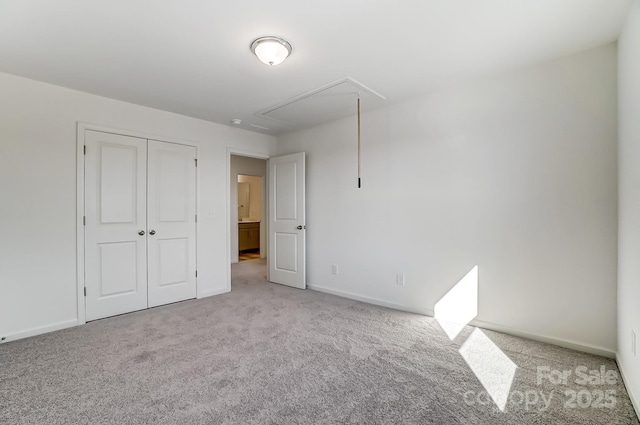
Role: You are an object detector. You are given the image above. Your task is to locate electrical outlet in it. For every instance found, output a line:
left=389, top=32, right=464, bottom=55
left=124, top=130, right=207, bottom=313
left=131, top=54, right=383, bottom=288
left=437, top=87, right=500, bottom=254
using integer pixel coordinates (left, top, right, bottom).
left=632, top=330, right=637, bottom=357
left=396, top=273, right=405, bottom=286
left=331, top=264, right=339, bottom=275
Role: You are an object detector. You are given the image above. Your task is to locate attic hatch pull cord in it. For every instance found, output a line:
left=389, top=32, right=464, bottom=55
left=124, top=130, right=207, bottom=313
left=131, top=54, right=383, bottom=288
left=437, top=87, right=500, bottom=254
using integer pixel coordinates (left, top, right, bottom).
left=357, top=95, right=361, bottom=188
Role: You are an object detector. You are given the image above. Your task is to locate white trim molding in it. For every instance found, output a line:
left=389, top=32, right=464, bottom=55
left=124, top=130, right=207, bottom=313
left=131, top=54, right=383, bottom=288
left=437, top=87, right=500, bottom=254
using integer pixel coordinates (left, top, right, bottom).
left=308, top=283, right=615, bottom=358
left=307, top=284, right=434, bottom=317
left=0, top=319, right=78, bottom=345
left=617, top=356, right=640, bottom=420
left=198, top=288, right=231, bottom=299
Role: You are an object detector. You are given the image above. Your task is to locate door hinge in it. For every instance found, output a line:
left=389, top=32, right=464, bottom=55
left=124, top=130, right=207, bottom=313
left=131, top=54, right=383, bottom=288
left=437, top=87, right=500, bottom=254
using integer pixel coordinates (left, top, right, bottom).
left=195, top=270, right=198, bottom=278
left=83, top=145, right=86, bottom=155
left=84, top=287, right=86, bottom=297
left=194, top=158, right=198, bottom=167
left=83, top=216, right=86, bottom=226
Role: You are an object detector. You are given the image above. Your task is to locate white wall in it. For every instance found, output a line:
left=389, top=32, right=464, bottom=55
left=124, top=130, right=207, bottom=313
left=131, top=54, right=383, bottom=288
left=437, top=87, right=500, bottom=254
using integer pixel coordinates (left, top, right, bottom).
left=0, top=72, right=275, bottom=342
left=277, top=44, right=618, bottom=355
left=618, top=0, right=640, bottom=414
left=230, top=155, right=267, bottom=263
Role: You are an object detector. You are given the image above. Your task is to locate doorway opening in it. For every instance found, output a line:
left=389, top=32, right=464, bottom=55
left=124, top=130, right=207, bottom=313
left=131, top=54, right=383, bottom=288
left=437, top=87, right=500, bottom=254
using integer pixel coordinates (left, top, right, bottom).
left=230, top=155, right=267, bottom=265
left=238, top=174, right=263, bottom=261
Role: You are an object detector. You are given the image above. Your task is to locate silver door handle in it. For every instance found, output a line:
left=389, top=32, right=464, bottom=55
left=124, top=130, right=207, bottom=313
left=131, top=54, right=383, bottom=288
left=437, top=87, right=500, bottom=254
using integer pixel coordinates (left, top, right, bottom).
left=138, top=230, right=145, bottom=236
left=149, top=230, right=156, bottom=235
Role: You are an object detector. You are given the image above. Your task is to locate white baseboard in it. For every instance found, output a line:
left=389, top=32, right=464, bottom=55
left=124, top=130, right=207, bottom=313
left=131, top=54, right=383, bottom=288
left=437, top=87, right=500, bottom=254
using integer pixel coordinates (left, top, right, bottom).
left=0, top=319, right=78, bottom=344
left=308, top=284, right=434, bottom=316
left=616, top=356, right=640, bottom=420
left=307, top=283, right=615, bottom=358
left=198, top=287, right=230, bottom=298
left=1, top=289, right=231, bottom=344
left=470, top=318, right=615, bottom=358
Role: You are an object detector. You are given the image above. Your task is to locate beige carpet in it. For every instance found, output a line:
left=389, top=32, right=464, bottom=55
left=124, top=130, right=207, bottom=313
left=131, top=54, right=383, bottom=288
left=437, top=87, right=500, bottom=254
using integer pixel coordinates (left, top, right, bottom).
left=0, top=258, right=638, bottom=424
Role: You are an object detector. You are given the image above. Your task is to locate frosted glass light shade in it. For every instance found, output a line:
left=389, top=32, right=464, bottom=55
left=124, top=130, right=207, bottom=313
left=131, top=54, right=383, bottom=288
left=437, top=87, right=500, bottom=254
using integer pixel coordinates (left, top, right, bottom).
left=251, top=37, right=292, bottom=66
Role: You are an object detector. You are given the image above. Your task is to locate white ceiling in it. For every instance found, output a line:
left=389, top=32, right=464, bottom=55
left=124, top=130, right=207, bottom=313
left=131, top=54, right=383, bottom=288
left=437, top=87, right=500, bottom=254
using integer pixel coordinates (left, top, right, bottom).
left=0, top=0, right=632, bottom=135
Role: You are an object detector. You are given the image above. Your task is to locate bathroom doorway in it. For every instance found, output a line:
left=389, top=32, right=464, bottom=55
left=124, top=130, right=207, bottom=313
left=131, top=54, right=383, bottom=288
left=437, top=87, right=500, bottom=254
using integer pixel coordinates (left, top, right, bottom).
left=237, top=174, right=263, bottom=262
left=230, top=155, right=267, bottom=264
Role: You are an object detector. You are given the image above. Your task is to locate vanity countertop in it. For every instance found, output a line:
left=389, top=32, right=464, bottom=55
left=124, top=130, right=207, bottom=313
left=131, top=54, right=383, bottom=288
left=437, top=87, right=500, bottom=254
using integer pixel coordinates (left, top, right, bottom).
left=238, top=220, right=260, bottom=224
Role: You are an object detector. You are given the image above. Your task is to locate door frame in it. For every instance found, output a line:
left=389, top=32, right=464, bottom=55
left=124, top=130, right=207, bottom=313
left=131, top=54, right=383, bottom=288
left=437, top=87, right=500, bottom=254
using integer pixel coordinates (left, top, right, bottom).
left=76, top=122, right=200, bottom=325
left=226, top=148, right=270, bottom=290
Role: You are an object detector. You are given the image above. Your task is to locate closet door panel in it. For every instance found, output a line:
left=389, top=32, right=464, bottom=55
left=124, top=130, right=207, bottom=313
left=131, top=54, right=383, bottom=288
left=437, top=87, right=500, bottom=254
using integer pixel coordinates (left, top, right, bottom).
left=85, top=131, right=148, bottom=321
left=147, top=140, right=197, bottom=307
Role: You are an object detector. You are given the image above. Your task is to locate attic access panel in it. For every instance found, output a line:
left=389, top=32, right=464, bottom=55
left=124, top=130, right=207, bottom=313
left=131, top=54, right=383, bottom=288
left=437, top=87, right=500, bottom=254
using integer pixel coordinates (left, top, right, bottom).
left=256, top=77, right=386, bottom=129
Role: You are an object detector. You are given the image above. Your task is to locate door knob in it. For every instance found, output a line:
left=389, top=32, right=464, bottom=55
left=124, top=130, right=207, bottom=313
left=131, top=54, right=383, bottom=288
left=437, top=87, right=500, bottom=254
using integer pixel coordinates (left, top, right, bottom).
left=149, top=230, right=156, bottom=235
left=138, top=230, right=145, bottom=236
left=296, top=225, right=305, bottom=230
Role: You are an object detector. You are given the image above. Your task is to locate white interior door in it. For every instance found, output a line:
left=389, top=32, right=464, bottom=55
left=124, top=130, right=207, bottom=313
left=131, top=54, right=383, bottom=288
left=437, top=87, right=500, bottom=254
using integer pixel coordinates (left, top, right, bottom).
left=147, top=140, right=197, bottom=307
left=268, top=152, right=306, bottom=289
left=85, top=131, right=148, bottom=321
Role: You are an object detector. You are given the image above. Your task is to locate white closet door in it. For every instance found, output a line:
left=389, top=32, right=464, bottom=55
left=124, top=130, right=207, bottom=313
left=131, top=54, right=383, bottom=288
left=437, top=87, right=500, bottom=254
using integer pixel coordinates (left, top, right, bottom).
left=85, top=131, right=148, bottom=321
left=147, top=140, right=197, bottom=307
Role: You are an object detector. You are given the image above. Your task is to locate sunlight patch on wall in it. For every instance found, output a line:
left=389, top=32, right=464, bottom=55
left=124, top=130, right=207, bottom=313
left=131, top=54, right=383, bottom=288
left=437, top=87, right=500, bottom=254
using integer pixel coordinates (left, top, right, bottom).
left=434, top=265, right=478, bottom=340
left=459, top=328, right=517, bottom=411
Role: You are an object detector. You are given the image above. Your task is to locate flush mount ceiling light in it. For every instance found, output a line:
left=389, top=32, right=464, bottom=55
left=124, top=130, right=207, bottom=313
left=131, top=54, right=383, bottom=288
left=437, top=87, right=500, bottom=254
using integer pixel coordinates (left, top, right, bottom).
left=250, top=36, right=292, bottom=66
